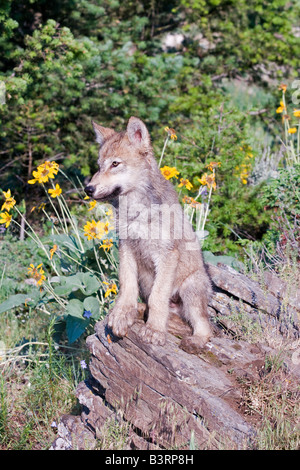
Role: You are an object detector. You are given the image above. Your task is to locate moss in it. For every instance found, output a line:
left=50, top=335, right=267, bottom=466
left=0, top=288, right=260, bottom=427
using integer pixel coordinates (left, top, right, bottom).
left=200, top=350, right=224, bottom=368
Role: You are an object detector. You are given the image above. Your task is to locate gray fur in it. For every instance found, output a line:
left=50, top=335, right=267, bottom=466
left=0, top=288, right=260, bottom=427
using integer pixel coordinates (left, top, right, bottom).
left=85, top=117, right=212, bottom=346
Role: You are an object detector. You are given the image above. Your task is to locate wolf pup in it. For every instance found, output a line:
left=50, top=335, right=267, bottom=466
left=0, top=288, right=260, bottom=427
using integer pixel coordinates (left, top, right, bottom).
left=85, top=117, right=212, bottom=348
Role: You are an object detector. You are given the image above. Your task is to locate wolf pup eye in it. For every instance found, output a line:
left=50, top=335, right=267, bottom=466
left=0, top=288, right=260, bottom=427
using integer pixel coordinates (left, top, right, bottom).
left=111, top=161, right=120, bottom=168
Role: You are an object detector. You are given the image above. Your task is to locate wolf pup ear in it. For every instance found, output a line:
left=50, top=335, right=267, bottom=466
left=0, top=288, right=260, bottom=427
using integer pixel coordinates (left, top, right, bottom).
left=127, top=117, right=150, bottom=147
left=92, top=121, right=115, bottom=146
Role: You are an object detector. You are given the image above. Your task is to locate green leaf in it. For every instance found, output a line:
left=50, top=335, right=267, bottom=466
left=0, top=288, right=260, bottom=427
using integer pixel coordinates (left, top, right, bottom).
left=54, top=273, right=100, bottom=297
left=65, top=298, right=84, bottom=318
left=0, top=294, right=29, bottom=314
left=203, top=251, right=244, bottom=271
left=53, top=284, right=75, bottom=296
left=50, top=234, right=81, bottom=255
left=80, top=273, right=100, bottom=295
left=64, top=274, right=85, bottom=289
left=83, top=296, right=100, bottom=319
left=66, top=315, right=89, bottom=343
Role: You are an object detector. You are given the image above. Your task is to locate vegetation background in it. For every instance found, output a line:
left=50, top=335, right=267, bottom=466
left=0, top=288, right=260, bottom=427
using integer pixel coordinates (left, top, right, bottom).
left=0, top=0, right=299, bottom=450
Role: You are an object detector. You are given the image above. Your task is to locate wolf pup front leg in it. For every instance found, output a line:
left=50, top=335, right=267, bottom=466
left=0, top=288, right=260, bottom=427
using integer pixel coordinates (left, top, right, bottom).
left=139, top=248, right=179, bottom=346
left=107, top=242, right=140, bottom=338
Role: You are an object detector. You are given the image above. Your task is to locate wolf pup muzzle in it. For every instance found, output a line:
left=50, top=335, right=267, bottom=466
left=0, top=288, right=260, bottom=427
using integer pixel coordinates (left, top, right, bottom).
left=84, top=185, right=95, bottom=197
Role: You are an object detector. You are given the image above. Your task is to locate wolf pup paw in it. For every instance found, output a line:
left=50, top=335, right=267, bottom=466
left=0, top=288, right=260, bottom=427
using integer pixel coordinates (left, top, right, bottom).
left=137, top=324, right=166, bottom=346
left=108, top=306, right=138, bottom=338
left=179, top=335, right=210, bottom=355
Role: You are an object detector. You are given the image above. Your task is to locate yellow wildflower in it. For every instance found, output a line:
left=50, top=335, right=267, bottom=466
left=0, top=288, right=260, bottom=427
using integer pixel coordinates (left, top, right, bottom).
left=293, top=109, right=300, bottom=118
left=206, top=161, right=221, bottom=172
left=28, top=161, right=59, bottom=184
left=103, top=281, right=118, bottom=298
left=48, top=183, right=62, bottom=198
left=28, top=263, right=46, bottom=286
left=3, top=189, right=12, bottom=200
left=84, top=220, right=111, bottom=241
left=178, top=178, right=193, bottom=190
left=28, top=170, right=41, bottom=184
left=278, top=84, right=287, bottom=93
left=276, top=100, right=286, bottom=114
left=1, top=189, right=16, bottom=212
left=197, top=172, right=216, bottom=190
left=38, top=202, right=46, bottom=212
left=205, top=174, right=216, bottom=190
left=288, top=127, right=297, bottom=134
left=0, top=211, right=12, bottom=228
left=164, top=127, right=177, bottom=140
left=99, top=238, right=113, bottom=252
left=88, top=200, right=97, bottom=211
left=50, top=244, right=58, bottom=259
left=182, top=196, right=201, bottom=208
left=104, top=221, right=111, bottom=233
left=236, top=164, right=250, bottom=184
left=105, top=207, right=114, bottom=219
left=160, top=166, right=180, bottom=180
left=198, top=173, right=207, bottom=186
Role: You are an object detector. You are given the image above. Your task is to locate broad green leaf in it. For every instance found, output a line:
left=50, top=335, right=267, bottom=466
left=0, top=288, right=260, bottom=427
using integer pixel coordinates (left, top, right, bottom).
left=80, top=273, right=100, bottom=295
left=53, top=273, right=100, bottom=297
left=53, top=285, right=75, bottom=296
left=0, top=294, right=29, bottom=314
left=65, top=298, right=84, bottom=318
left=66, top=315, right=89, bottom=343
left=83, top=296, right=100, bottom=318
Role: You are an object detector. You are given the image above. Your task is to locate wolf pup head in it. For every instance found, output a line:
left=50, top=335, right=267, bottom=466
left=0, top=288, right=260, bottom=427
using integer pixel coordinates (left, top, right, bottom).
left=85, top=117, right=154, bottom=202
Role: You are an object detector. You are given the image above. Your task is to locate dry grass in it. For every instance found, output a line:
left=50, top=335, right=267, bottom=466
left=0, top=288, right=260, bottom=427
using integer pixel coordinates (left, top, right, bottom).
left=238, top=353, right=300, bottom=450
left=0, top=313, right=88, bottom=450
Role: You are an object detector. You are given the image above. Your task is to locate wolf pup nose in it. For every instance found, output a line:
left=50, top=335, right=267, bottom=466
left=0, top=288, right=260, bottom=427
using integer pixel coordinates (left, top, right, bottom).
left=84, top=185, right=95, bottom=197
left=89, top=116, right=213, bottom=349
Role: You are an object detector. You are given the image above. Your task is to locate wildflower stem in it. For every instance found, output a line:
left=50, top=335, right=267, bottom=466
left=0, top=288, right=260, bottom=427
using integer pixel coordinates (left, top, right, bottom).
left=159, top=135, right=169, bottom=167
left=297, top=125, right=300, bottom=162
left=48, top=175, right=85, bottom=252
left=43, top=183, right=67, bottom=233
left=41, top=208, right=60, bottom=235
left=56, top=197, right=69, bottom=233
left=12, top=209, right=61, bottom=276
left=0, top=263, right=6, bottom=290
left=35, top=306, right=52, bottom=316
left=93, top=243, right=104, bottom=276
left=57, top=246, right=102, bottom=282
left=190, top=207, right=195, bottom=225
left=194, top=186, right=205, bottom=202
left=42, top=282, right=67, bottom=308
left=46, top=179, right=84, bottom=253
left=58, top=168, right=80, bottom=192
left=105, top=249, right=118, bottom=271
left=196, top=204, right=205, bottom=233
left=13, top=208, right=40, bottom=243
left=201, top=183, right=213, bottom=232
left=60, top=192, right=85, bottom=252
left=12, top=209, right=59, bottom=273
